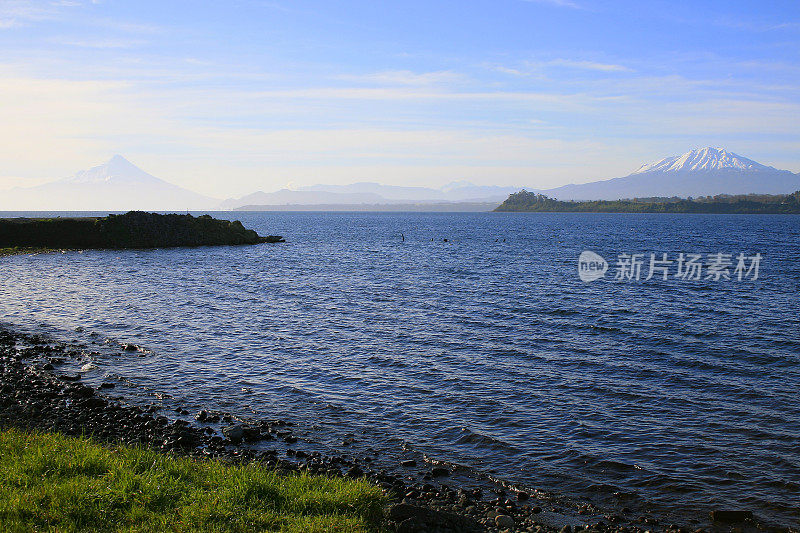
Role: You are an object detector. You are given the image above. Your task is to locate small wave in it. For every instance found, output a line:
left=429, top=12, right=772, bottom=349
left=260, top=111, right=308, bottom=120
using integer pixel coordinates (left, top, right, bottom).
left=610, top=308, right=633, bottom=314
left=592, top=459, right=641, bottom=472
left=586, top=482, right=623, bottom=493
left=589, top=324, right=623, bottom=333
left=455, top=427, right=516, bottom=451
left=545, top=308, right=579, bottom=316
left=367, top=355, right=408, bottom=368
left=686, top=330, right=718, bottom=338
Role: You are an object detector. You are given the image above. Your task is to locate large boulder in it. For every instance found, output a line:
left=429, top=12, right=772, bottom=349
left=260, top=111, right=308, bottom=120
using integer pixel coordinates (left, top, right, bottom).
left=222, top=424, right=245, bottom=443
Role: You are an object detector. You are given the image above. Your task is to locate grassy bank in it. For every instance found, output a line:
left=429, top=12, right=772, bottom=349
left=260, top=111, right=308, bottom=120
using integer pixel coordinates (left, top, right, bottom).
left=0, top=428, right=386, bottom=532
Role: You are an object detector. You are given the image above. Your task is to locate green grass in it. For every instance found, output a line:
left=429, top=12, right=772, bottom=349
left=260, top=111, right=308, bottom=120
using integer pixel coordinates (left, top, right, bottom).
left=0, top=428, right=387, bottom=532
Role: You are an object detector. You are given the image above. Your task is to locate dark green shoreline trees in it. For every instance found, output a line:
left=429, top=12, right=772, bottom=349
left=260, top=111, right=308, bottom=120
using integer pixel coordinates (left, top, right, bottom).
left=495, top=190, right=800, bottom=213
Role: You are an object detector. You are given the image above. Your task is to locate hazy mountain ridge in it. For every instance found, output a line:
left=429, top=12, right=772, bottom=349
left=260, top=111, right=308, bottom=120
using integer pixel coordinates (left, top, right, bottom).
left=220, top=182, right=519, bottom=208
left=2, top=148, right=798, bottom=211
left=221, top=147, right=800, bottom=209
left=217, top=189, right=387, bottom=210
left=232, top=202, right=499, bottom=212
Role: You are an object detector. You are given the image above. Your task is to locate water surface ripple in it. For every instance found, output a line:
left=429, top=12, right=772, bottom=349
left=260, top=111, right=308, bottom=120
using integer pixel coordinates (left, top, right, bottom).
left=1, top=212, right=799, bottom=527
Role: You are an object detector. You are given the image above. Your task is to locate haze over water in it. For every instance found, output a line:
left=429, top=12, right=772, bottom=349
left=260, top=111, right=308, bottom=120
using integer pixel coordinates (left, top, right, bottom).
left=2, top=211, right=799, bottom=527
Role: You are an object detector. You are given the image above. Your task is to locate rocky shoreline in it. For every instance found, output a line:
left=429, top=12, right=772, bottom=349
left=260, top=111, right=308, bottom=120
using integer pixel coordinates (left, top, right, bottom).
left=0, top=326, right=768, bottom=533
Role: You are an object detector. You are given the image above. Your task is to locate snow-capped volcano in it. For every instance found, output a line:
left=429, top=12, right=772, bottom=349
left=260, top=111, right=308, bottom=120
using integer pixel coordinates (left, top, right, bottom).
left=62, top=155, right=167, bottom=186
left=632, top=147, right=773, bottom=174
left=541, top=147, right=800, bottom=200
left=1, top=156, right=218, bottom=211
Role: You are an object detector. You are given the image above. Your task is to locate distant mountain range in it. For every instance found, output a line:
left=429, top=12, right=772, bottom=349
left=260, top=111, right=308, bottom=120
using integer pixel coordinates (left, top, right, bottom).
left=217, top=182, right=518, bottom=209
left=222, top=147, right=800, bottom=208
left=1, top=148, right=798, bottom=211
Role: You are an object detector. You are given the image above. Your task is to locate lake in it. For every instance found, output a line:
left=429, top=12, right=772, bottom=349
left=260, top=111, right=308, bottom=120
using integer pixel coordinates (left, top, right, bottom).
left=1, top=211, right=798, bottom=527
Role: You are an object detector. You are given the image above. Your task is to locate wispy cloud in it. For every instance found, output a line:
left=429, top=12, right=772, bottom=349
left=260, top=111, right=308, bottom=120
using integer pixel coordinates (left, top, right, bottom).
left=2, top=0, right=799, bottom=191
left=53, top=37, right=147, bottom=49
left=0, top=0, right=47, bottom=28
left=0, top=70, right=626, bottom=192
left=491, top=58, right=632, bottom=77
left=83, top=17, right=161, bottom=34
left=521, top=0, right=581, bottom=9
left=0, top=1, right=157, bottom=33
left=736, top=60, right=800, bottom=75
left=2, top=61, right=800, bottom=194
left=229, top=87, right=595, bottom=110
left=0, top=0, right=82, bottom=28
left=336, top=70, right=465, bottom=86
left=713, top=18, right=800, bottom=32
left=546, top=59, right=632, bottom=72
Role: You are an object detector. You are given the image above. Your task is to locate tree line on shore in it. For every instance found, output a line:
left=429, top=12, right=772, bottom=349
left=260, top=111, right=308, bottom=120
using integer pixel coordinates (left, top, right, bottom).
left=495, top=190, right=800, bottom=213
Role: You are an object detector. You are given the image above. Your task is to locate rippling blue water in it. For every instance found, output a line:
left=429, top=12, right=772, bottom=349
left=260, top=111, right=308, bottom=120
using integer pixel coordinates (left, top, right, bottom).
left=2, top=212, right=799, bottom=527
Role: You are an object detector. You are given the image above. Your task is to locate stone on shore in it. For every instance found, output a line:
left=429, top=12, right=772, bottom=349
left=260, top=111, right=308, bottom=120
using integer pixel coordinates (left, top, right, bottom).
left=386, top=503, right=481, bottom=532
left=222, top=424, right=245, bottom=443
left=495, top=513, right=515, bottom=529
left=430, top=466, right=449, bottom=477
left=242, top=426, right=262, bottom=442
left=346, top=466, right=364, bottom=478
left=710, top=509, right=753, bottom=523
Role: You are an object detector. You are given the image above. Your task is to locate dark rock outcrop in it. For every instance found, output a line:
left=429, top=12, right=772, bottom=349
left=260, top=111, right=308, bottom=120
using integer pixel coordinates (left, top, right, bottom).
left=0, top=211, right=284, bottom=250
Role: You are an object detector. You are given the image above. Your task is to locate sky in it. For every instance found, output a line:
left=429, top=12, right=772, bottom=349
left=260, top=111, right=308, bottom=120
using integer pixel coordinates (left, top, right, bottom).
left=1, top=0, right=799, bottom=198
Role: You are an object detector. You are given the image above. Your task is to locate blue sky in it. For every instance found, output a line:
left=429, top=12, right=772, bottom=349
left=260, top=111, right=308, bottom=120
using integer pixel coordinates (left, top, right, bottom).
left=1, top=0, right=799, bottom=197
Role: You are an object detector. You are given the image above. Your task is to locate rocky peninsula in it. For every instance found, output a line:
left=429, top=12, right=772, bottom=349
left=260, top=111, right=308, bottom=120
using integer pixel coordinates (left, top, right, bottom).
left=0, top=211, right=284, bottom=253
